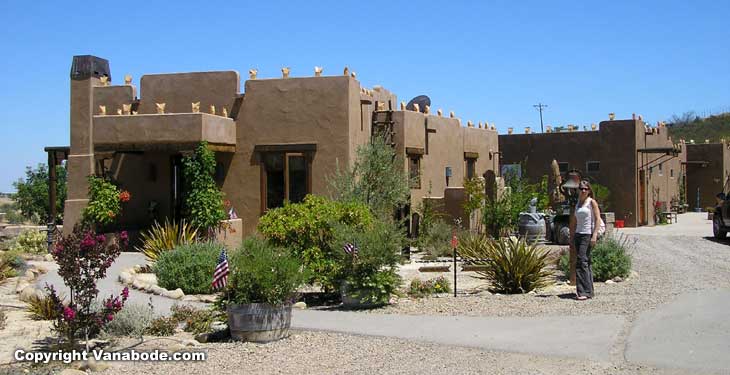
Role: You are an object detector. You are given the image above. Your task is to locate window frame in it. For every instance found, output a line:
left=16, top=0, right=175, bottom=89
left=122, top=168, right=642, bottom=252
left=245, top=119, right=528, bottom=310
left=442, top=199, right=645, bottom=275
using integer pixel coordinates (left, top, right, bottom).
left=465, top=157, right=477, bottom=180
left=408, top=154, right=422, bottom=189
left=255, top=144, right=316, bottom=214
left=558, top=162, right=569, bottom=173
left=586, top=161, right=600, bottom=174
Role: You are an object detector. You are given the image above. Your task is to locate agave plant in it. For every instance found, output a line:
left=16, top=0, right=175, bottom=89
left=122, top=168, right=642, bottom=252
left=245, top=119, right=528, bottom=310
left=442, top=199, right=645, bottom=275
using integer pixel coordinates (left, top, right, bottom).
left=458, top=234, right=552, bottom=294
left=26, top=293, right=61, bottom=321
left=136, top=219, right=198, bottom=262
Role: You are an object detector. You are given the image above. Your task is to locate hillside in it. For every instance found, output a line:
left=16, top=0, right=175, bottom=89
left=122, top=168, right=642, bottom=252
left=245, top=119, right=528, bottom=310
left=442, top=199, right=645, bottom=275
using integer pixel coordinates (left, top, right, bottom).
left=667, top=112, right=730, bottom=143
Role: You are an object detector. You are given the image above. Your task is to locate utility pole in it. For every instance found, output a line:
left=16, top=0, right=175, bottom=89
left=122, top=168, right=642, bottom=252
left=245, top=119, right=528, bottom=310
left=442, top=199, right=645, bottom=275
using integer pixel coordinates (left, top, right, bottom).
left=533, top=103, right=548, bottom=133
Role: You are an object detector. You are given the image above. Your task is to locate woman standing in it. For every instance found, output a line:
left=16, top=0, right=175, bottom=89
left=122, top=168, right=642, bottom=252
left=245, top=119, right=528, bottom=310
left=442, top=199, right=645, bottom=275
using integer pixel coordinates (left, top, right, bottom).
left=569, top=180, right=601, bottom=300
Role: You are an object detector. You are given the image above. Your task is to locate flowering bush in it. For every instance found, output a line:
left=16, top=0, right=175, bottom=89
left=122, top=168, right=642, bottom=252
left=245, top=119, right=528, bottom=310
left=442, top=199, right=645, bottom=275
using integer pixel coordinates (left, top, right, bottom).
left=83, top=176, right=130, bottom=226
left=48, top=225, right=129, bottom=347
left=407, top=276, right=451, bottom=298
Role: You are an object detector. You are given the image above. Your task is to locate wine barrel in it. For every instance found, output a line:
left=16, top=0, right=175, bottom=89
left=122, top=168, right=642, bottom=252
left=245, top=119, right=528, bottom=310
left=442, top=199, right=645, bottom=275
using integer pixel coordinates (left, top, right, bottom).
left=227, top=303, right=292, bottom=342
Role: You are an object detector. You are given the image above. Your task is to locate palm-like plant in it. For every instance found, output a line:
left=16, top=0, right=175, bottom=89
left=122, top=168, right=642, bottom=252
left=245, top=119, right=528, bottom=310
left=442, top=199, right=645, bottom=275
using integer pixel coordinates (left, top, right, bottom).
left=136, top=219, right=198, bottom=262
left=458, top=235, right=552, bottom=294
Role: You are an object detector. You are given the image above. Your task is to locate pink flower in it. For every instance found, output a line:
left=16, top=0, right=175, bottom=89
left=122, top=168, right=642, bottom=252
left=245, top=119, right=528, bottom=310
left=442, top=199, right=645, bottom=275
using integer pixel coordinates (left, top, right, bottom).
left=53, top=243, right=63, bottom=255
left=121, top=287, right=129, bottom=299
left=119, top=231, right=129, bottom=245
left=96, top=234, right=106, bottom=244
left=81, top=233, right=96, bottom=249
left=106, top=314, right=114, bottom=322
left=63, top=306, right=76, bottom=321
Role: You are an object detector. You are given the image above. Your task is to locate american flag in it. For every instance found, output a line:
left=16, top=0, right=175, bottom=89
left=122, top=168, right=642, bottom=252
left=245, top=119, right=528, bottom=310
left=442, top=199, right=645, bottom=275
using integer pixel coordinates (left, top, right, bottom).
left=343, top=242, right=358, bottom=256
left=212, top=249, right=229, bottom=290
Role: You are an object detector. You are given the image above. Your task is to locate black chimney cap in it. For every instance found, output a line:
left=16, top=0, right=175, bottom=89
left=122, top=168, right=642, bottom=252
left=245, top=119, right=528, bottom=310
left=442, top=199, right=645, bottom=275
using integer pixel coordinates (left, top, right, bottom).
left=70, top=55, right=110, bottom=81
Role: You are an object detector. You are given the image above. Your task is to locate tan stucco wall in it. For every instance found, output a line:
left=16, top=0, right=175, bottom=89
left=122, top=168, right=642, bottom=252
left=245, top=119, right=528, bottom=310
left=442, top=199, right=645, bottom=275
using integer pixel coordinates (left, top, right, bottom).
left=686, top=143, right=730, bottom=209
left=222, top=76, right=356, bottom=234
left=137, top=71, right=240, bottom=115
left=392, top=111, right=499, bottom=227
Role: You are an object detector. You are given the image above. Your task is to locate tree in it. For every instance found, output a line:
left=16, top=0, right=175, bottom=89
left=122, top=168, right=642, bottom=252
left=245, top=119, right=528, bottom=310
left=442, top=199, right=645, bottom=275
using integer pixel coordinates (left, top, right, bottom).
left=329, top=135, right=411, bottom=221
left=13, top=164, right=66, bottom=224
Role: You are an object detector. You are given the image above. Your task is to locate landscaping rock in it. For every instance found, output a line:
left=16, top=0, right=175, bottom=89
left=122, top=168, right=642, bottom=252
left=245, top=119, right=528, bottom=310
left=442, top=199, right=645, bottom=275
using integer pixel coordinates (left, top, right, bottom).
left=293, top=301, right=307, bottom=309
left=14, top=280, right=30, bottom=294
left=163, top=288, right=185, bottom=300
left=19, top=286, right=43, bottom=303
left=44, top=254, right=54, bottom=262
left=132, top=280, right=145, bottom=290
left=118, top=271, right=132, bottom=285
left=23, top=270, right=35, bottom=279
left=59, top=369, right=86, bottom=375
left=150, top=286, right=165, bottom=295
left=612, top=276, right=623, bottom=283
left=135, top=273, right=158, bottom=285
left=133, top=264, right=143, bottom=273
left=79, top=358, right=109, bottom=372
left=605, top=280, right=615, bottom=284
left=199, top=294, right=217, bottom=303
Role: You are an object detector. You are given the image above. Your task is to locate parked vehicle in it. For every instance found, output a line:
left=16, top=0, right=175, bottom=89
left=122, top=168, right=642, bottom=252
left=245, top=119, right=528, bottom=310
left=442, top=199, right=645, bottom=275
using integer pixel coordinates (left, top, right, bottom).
left=713, top=189, right=728, bottom=239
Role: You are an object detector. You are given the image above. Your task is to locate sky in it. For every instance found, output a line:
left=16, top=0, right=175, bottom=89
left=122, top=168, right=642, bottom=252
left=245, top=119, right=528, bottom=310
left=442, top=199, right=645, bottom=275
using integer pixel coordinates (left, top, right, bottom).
left=0, top=1, right=729, bottom=192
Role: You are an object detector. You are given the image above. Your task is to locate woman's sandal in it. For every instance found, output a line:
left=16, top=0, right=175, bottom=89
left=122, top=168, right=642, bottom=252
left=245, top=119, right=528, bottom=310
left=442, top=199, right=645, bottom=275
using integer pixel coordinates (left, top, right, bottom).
left=576, top=296, right=588, bottom=301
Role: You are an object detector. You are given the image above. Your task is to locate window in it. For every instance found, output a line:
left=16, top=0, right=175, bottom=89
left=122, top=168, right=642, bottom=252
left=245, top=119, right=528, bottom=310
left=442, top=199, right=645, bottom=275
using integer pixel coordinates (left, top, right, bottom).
left=658, top=163, right=663, bottom=176
left=262, top=152, right=309, bottom=210
left=558, top=162, right=569, bottom=173
left=586, top=161, right=600, bottom=173
left=501, top=164, right=522, bottom=180
left=465, top=158, right=477, bottom=180
left=409, top=155, right=421, bottom=189
left=670, top=168, right=674, bottom=178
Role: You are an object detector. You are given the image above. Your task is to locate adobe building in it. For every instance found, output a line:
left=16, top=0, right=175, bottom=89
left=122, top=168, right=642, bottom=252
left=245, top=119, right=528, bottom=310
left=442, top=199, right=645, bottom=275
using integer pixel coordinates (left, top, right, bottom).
left=683, top=141, right=730, bottom=210
left=498, top=118, right=683, bottom=227
left=62, top=55, right=499, bottom=239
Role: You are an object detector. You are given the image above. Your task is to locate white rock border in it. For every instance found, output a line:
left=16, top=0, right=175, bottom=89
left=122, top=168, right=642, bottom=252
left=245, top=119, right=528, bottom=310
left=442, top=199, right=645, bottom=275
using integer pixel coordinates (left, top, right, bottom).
left=10, top=264, right=48, bottom=303
left=118, top=265, right=218, bottom=303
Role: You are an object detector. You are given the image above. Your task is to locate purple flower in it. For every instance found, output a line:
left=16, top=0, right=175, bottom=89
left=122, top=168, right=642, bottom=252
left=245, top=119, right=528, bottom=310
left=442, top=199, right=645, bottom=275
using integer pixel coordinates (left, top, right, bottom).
left=81, top=233, right=96, bottom=249
left=96, top=234, right=106, bottom=244
left=63, top=306, right=76, bottom=321
left=121, top=287, right=129, bottom=299
left=53, top=243, right=63, bottom=255
left=119, top=231, right=128, bottom=243
left=106, top=314, right=114, bottom=322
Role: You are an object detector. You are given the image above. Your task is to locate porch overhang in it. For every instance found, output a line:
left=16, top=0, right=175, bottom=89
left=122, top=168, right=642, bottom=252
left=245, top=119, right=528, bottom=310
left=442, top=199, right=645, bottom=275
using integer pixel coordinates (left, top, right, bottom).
left=93, top=113, right=236, bottom=152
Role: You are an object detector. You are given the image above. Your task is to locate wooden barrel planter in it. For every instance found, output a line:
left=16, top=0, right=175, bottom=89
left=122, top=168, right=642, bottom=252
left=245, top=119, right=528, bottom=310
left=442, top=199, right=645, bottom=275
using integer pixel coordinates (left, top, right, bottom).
left=227, top=303, right=292, bottom=342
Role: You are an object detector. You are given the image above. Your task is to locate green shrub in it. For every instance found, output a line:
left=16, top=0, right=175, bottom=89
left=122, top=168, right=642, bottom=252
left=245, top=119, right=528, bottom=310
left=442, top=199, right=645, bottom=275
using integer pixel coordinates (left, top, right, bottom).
left=258, top=195, right=373, bottom=292
left=557, top=248, right=570, bottom=277
left=182, top=141, right=226, bottom=233
left=556, top=234, right=633, bottom=281
left=136, top=220, right=198, bottom=262
left=458, top=235, right=552, bottom=294
left=408, top=276, right=451, bottom=298
left=101, top=302, right=154, bottom=337
left=0, top=255, right=16, bottom=282
left=170, top=304, right=218, bottom=335
left=154, top=242, right=221, bottom=294
left=26, top=294, right=60, bottom=321
left=418, top=220, right=453, bottom=258
left=83, top=176, right=123, bottom=226
left=145, top=316, right=177, bottom=336
left=331, top=219, right=404, bottom=305
left=10, top=229, right=47, bottom=254
left=592, top=233, right=633, bottom=281
left=221, top=237, right=307, bottom=306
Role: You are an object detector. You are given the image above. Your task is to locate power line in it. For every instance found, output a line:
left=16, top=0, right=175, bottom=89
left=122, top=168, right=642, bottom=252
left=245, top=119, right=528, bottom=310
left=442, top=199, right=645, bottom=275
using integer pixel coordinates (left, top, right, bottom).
left=533, top=103, right=548, bottom=133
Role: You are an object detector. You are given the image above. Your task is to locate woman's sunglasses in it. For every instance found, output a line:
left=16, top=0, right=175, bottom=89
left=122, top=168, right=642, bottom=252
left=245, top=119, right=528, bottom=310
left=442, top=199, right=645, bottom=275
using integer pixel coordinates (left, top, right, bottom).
left=579, top=188, right=590, bottom=191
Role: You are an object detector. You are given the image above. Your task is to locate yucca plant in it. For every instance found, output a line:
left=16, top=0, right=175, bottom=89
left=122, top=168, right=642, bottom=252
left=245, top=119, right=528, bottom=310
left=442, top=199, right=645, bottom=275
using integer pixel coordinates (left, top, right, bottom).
left=136, top=219, right=198, bottom=262
left=458, top=235, right=552, bottom=294
left=27, top=293, right=61, bottom=320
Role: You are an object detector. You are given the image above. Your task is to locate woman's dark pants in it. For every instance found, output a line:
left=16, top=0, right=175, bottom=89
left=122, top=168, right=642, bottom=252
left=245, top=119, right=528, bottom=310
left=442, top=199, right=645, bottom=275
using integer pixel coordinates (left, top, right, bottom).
left=574, top=233, right=594, bottom=298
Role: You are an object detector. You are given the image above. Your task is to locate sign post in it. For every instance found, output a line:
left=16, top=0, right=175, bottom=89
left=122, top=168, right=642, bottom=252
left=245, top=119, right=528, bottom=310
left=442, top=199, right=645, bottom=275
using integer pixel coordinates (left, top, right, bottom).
left=451, top=229, right=458, bottom=297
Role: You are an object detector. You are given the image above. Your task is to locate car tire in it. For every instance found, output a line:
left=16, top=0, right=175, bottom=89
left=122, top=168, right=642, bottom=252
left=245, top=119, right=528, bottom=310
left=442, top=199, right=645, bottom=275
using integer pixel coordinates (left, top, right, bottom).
left=714, top=215, right=728, bottom=239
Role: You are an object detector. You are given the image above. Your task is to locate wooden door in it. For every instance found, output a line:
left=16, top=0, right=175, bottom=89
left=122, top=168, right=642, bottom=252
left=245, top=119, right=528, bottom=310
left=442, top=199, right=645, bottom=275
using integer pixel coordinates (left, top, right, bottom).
left=639, top=170, right=646, bottom=225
